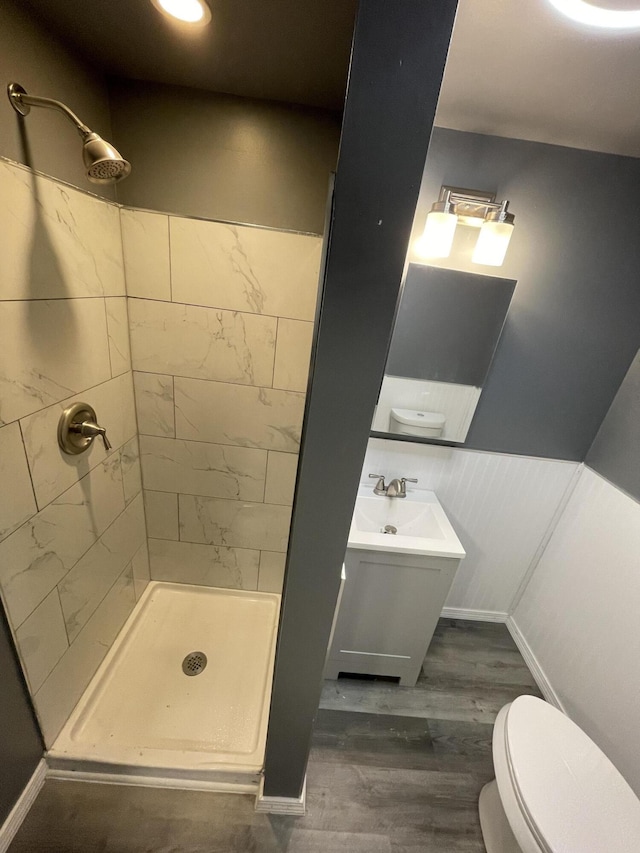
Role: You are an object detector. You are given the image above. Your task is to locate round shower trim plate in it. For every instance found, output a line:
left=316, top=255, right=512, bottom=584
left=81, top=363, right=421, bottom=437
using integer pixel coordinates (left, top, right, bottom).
left=182, top=651, right=208, bottom=676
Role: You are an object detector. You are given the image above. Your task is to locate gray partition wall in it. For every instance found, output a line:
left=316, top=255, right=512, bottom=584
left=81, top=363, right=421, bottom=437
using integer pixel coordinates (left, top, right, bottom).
left=0, top=604, right=43, bottom=824
left=263, top=0, right=459, bottom=799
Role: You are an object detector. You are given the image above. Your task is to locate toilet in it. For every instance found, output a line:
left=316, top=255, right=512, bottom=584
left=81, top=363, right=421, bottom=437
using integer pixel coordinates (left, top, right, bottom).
left=479, top=695, right=640, bottom=853
left=388, top=407, right=445, bottom=438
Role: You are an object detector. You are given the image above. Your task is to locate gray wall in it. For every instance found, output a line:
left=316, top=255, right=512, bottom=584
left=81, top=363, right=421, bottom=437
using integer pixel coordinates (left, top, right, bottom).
left=0, top=1, right=115, bottom=198
left=108, top=79, right=342, bottom=233
left=0, top=606, right=43, bottom=824
left=411, top=128, right=640, bottom=461
left=386, top=265, right=515, bottom=386
left=586, top=350, right=640, bottom=501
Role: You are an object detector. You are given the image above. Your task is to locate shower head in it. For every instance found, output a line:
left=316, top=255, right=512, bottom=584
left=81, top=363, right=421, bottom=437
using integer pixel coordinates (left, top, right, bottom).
left=82, top=132, right=131, bottom=184
left=7, top=83, right=131, bottom=185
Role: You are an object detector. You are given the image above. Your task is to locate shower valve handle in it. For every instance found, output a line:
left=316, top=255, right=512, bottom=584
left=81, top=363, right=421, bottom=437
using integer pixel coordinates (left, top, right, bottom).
left=74, top=420, right=112, bottom=452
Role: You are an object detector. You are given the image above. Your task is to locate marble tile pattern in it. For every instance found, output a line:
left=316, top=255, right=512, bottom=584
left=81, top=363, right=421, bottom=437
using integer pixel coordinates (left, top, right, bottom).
left=0, top=422, right=36, bottom=542
left=0, top=159, right=148, bottom=742
left=105, top=297, right=132, bottom=378
left=174, top=377, right=304, bottom=453
left=258, top=551, right=287, bottom=593
left=0, top=297, right=112, bottom=425
left=133, top=372, right=174, bottom=437
left=273, top=318, right=314, bottom=392
left=119, top=208, right=171, bottom=302
left=139, top=435, right=267, bottom=501
left=169, top=216, right=322, bottom=320
left=179, top=495, right=292, bottom=553
left=58, top=496, right=145, bottom=642
left=0, top=160, right=125, bottom=302
left=128, top=298, right=276, bottom=387
left=148, top=538, right=259, bottom=589
left=127, top=210, right=320, bottom=594
left=143, top=490, right=179, bottom=541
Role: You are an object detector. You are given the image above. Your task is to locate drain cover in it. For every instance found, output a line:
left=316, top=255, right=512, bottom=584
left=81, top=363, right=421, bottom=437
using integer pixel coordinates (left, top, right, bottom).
left=182, top=651, right=208, bottom=676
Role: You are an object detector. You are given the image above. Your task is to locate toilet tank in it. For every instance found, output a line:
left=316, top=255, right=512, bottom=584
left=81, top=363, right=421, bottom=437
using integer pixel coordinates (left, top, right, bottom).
left=389, top=407, right=445, bottom=438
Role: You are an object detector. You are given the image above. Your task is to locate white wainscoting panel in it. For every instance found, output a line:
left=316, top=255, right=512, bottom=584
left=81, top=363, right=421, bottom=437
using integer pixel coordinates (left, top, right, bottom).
left=512, top=466, right=640, bottom=795
left=362, top=439, right=579, bottom=617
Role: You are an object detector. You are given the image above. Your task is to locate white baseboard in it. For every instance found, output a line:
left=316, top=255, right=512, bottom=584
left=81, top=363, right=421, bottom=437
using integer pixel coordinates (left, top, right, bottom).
left=506, top=616, right=565, bottom=712
left=255, top=775, right=306, bottom=815
left=441, top=607, right=508, bottom=623
left=0, top=758, right=46, bottom=853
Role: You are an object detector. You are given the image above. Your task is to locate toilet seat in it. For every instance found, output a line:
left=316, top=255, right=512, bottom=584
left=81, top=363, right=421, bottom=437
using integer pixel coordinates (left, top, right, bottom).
left=494, top=696, right=640, bottom=853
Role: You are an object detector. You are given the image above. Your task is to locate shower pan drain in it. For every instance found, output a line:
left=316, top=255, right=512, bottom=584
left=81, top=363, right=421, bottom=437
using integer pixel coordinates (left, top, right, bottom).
left=182, top=651, right=208, bottom=676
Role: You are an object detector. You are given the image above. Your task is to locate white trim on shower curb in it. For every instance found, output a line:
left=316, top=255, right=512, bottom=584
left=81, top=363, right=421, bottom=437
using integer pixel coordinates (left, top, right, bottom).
left=441, top=607, right=508, bottom=623
left=0, top=758, right=47, bottom=853
left=46, top=766, right=257, bottom=795
left=255, top=776, right=307, bottom=815
left=506, top=616, right=565, bottom=713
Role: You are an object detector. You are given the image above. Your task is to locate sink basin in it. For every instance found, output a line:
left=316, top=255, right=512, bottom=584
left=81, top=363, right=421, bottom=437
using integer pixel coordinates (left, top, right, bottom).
left=348, top=486, right=466, bottom=558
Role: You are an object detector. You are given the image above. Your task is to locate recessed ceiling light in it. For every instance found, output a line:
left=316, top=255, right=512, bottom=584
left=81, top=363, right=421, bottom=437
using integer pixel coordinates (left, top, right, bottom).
left=548, top=0, right=640, bottom=29
left=150, top=0, right=211, bottom=25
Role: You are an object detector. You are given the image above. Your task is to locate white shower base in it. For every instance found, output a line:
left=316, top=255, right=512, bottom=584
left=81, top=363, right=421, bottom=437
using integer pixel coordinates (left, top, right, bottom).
left=47, top=582, right=280, bottom=791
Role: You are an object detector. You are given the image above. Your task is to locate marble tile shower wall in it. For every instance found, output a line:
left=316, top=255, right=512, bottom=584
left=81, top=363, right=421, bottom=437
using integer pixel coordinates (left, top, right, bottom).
left=0, top=159, right=148, bottom=745
left=122, top=209, right=321, bottom=595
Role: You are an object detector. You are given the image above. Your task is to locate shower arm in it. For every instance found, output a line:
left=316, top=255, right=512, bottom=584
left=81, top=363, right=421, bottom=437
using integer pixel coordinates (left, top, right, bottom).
left=8, top=85, right=92, bottom=138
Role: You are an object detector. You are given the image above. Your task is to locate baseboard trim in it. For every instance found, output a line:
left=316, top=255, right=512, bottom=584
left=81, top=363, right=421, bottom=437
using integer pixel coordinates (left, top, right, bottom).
left=0, top=758, right=46, bottom=853
left=46, top=766, right=257, bottom=795
left=506, top=616, right=565, bottom=712
left=255, top=776, right=306, bottom=815
left=441, top=607, right=508, bottom=623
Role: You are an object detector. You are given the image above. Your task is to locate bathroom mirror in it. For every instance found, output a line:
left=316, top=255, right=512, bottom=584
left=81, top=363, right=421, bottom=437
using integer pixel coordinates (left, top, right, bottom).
left=371, top=264, right=516, bottom=443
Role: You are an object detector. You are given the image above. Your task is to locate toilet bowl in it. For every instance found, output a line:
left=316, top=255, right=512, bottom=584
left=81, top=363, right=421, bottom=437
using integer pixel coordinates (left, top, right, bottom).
left=479, top=695, right=640, bottom=853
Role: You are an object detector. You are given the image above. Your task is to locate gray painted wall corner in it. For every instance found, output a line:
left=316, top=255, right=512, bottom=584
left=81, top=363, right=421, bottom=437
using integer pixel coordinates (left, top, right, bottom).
left=586, top=349, right=640, bottom=502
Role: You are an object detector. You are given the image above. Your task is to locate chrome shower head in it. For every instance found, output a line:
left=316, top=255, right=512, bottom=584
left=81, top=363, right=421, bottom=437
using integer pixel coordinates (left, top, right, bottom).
left=7, top=83, right=131, bottom=185
left=82, top=132, right=131, bottom=184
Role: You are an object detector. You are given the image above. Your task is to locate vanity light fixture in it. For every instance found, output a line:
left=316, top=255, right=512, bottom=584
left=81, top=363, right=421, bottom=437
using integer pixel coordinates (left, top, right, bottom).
left=415, top=186, right=515, bottom=267
left=150, top=0, right=211, bottom=25
left=547, top=0, right=640, bottom=29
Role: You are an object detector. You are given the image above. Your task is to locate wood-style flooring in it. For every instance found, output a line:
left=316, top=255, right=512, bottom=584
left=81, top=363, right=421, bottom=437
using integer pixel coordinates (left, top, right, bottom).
left=9, top=619, right=542, bottom=852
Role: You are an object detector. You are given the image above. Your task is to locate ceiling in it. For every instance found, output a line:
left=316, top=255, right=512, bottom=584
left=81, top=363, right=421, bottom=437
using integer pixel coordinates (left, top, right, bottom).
left=437, top=0, right=640, bottom=157
left=19, top=0, right=640, bottom=156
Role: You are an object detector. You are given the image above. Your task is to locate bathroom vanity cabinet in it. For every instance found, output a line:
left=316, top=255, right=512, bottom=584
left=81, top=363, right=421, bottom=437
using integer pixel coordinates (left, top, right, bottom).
left=324, top=547, right=463, bottom=687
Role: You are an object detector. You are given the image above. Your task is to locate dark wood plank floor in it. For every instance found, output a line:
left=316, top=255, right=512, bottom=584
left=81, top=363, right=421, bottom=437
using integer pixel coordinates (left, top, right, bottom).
left=9, top=619, right=542, bottom=852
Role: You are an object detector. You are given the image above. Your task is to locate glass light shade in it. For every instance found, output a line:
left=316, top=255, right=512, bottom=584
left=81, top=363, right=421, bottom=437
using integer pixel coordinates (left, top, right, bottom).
left=154, top=0, right=211, bottom=23
left=472, top=220, right=514, bottom=266
left=414, top=211, right=458, bottom=259
left=547, top=1, right=640, bottom=29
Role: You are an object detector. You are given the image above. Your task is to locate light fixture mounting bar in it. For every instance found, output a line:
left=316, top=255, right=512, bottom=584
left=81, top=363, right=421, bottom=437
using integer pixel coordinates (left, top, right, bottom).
left=440, top=185, right=500, bottom=226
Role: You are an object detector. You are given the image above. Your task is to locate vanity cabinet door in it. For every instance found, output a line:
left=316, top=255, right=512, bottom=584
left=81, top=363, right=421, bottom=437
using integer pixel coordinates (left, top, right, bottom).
left=325, top=548, right=458, bottom=686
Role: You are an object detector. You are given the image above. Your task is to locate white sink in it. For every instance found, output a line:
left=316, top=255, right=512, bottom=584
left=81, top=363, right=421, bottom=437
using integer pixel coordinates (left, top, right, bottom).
left=348, top=486, right=466, bottom=559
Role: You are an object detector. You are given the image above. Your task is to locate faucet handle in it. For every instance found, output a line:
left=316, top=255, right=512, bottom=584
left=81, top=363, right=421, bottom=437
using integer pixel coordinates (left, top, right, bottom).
left=368, top=474, right=386, bottom=495
left=399, top=477, right=418, bottom=498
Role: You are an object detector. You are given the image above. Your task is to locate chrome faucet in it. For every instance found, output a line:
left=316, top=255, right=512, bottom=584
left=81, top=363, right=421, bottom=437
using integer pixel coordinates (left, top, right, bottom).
left=369, top=474, right=418, bottom=498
